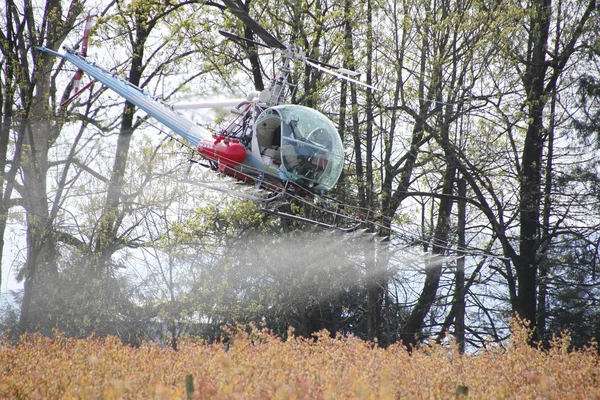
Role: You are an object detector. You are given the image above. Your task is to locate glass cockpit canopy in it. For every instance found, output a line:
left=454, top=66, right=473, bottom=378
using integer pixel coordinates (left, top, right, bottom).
left=255, top=105, right=344, bottom=191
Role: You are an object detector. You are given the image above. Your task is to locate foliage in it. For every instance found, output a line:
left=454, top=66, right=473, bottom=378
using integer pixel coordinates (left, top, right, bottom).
left=1, top=260, right=153, bottom=345
left=2, top=0, right=600, bottom=353
left=543, top=236, right=600, bottom=349
left=0, top=321, right=598, bottom=399
left=149, top=197, right=376, bottom=344
left=573, top=75, right=600, bottom=144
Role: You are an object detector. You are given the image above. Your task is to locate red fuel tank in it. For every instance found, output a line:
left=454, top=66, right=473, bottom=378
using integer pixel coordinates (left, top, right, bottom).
left=197, top=136, right=246, bottom=172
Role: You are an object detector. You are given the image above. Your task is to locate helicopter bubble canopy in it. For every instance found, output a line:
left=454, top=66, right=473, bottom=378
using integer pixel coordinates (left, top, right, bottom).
left=254, top=105, right=344, bottom=191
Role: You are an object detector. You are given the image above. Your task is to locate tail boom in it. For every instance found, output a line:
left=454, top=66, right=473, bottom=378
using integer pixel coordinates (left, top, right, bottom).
left=39, top=46, right=209, bottom=147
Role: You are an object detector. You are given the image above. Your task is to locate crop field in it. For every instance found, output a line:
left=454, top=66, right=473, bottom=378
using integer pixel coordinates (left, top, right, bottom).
left=1, top=322, right=598, bottom=399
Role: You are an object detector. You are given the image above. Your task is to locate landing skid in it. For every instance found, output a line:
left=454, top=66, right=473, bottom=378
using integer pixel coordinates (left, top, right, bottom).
left=260, top=206, right=365, bottom=233
left=260, top=183, right=386, bottom=235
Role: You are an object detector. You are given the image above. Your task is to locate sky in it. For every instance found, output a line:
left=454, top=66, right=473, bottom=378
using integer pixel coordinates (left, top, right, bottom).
left=1, top=223, right=24, bottom=304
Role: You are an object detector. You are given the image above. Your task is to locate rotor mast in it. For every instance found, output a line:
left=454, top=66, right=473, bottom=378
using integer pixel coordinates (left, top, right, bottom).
left=265, top=50, right=293, bottom=106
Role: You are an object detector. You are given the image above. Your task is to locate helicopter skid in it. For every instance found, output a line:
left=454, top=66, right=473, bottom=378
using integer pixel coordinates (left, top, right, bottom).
left=260, top=206, right=364, bottom=233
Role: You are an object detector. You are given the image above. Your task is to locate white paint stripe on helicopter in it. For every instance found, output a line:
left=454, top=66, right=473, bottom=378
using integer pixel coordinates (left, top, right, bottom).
left=36, top=46, right=211, bottom=148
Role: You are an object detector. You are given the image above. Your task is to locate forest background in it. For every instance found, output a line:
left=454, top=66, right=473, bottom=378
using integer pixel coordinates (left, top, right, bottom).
left=0, top=0, right=599, bottom=352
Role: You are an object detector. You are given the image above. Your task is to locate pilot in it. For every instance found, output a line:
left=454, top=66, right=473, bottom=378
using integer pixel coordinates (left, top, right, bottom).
left=279, top=115, right=317, bottom=179
left=280, top=117, right=301, bottom=172
left=281, top=144, right=299, bottom=172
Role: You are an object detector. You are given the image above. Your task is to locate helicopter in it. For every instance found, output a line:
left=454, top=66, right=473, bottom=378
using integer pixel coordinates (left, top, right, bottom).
left=36, top=1, right=382, bottom=233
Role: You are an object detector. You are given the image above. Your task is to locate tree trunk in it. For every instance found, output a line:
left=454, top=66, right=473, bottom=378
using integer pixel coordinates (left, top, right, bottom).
left=400, top=155, right=456, bottom=348
left=514, top=0, right=551, bottom=333
left=15, top=1, right=81, bottom=333
left=0, top=5, right=18, bottom=296
left=18, top=79, right=59, bottom=334
left=92, top=11, right=150, bottom=278
left=455, top=177, right=466, bottom=353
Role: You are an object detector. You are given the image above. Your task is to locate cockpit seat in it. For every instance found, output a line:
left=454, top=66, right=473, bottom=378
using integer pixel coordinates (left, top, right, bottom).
left=263, top=146, right=280, bottom=161
left=256, top=117, right=281, bottom=149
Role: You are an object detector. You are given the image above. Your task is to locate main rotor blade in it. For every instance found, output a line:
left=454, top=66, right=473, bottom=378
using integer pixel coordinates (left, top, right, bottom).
left=305, top=57, right=361, bottom=77
left=170, top=99, right=247, bottom=110
left=218, top=30, right=270, bottom=48
left=220, top=18, right=355, bottom=76
left=304, top=59, right=378, bottom=91
left=221, top=0, right=287, bottom=50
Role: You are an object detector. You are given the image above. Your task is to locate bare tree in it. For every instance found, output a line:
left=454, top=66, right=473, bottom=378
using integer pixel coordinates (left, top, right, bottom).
left=2, top=0, right=85, bottom=334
